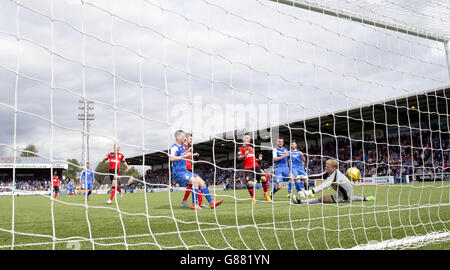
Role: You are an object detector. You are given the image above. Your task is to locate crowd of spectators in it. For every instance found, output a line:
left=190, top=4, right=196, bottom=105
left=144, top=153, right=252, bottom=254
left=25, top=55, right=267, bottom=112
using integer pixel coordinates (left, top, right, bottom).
left=0, top=176, right=51, bottom=191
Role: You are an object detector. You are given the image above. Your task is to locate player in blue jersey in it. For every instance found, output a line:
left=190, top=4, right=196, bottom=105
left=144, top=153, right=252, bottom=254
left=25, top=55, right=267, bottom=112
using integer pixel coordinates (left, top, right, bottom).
left=80, top=162, right=94, bottom=201
left=170, top=130, right=223, bottom=210
left=287, top=140, right=310, bottom=198
left=68, top=179, right=75, bottom=197
left=270, top=137, right=294, bottom=198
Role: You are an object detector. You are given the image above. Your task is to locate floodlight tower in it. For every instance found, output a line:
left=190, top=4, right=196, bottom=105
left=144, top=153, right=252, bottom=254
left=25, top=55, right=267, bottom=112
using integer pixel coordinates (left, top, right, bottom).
left=78, top=99, right=95, bottom=167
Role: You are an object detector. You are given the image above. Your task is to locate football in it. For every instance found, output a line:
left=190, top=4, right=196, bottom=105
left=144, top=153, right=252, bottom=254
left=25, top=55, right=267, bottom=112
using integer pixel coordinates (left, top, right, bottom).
left=346, top=167, right=361, bottom=181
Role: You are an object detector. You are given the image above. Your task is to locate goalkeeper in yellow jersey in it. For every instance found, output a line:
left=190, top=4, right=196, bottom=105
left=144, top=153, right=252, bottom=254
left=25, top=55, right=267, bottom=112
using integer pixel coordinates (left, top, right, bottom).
left=291, top=159, right=375, bottom=204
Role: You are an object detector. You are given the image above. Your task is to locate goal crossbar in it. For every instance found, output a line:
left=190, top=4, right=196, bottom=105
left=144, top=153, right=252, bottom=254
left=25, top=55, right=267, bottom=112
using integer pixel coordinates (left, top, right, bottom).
left=268, top=0, right=449, bottom=43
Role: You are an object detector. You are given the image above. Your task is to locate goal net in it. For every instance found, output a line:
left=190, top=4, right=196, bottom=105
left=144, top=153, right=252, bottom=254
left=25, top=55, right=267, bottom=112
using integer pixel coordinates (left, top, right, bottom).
left=0, top=0, right=449, bottom=250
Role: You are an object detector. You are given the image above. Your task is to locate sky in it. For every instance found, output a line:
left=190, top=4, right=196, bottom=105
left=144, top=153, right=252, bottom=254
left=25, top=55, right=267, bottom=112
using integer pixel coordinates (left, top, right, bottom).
left=0, top=0, right=448, bottom=170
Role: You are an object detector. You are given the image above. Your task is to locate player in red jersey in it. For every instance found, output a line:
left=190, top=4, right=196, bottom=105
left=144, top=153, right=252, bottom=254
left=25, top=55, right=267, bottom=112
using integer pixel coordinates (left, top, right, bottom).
left=103, top=144, right=129, bottom=204
left=52, top=172, right=61, bottom=199
left=237, top=134, right=271, bottom=204
left=180, top=133, right=204, bottom=208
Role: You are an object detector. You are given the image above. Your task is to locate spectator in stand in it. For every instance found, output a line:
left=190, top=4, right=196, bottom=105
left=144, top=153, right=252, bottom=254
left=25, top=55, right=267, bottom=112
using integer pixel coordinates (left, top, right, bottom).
left=0, top=177, right=51, bottom=191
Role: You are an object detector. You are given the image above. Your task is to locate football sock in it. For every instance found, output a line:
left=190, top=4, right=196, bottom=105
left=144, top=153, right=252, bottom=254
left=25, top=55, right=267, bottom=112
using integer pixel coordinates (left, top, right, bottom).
left=183, top=185, right=192, bottom=201
left=200, top=187, right=212, bottom=204
left=248, top=187, right=254, bottom=198
left=110, top=187, right=115, bottom=200
left=272, top=184, right=279, bottom=195
left=295, top=181, right=304, bottom=192
left=198, top=189, right=203, bottom=205
left=262, top=182, right=269, bottom=193
left=192, top=188, right=198, bottom=205
left=288, top=182, right=293, bottom=194
left=116, top=186, right=122, bottom=193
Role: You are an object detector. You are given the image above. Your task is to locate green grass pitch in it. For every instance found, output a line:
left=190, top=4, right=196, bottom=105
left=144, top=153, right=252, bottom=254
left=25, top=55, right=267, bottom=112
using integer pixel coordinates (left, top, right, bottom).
left=0, top=182, right=449, bottom=250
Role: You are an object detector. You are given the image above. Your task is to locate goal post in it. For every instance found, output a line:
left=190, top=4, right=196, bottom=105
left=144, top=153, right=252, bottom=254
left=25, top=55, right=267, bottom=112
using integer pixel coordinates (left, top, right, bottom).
left=446, top=40, right=450, bottom=80
left=268, top=0, right=450, bottom=79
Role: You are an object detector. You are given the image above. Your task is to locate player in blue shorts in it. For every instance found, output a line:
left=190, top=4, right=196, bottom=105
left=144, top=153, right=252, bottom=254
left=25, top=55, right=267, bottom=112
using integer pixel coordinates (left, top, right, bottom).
left=80, top=162, right=94, bottom=202
left=287, top=140, right=310, bottom=198
left=270, top=137, right=294, bottom=198
left=68, top=179, right=75, bottom=197
left=170, top=130, right=223, bottom=210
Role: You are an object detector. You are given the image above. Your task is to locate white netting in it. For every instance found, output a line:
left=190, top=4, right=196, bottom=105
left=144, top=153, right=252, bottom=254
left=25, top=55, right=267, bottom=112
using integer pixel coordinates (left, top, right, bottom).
left=0, top=0, right=449, bottom=250
left=293, top=0, right=450, bottom=38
